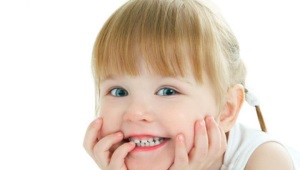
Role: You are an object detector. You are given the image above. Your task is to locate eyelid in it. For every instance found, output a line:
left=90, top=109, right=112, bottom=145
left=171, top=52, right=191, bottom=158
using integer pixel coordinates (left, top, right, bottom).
left=159, top=85, right=179, bottom=91
left=107, top=86, right=128, bottom=96
left=106, top=86, right=118, bottom=95
left=156, top=86, right=180, bottom=96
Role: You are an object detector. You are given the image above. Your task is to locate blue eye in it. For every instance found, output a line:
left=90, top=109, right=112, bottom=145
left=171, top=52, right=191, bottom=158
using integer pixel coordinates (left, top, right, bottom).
left=157, top=88, right=178, bottom=96
left=110, top=88, right=128, bottom=97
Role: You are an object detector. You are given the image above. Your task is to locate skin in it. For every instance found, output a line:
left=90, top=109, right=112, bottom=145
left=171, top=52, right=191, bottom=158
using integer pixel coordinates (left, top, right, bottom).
left=83, top=63, right=294, bottom=169
left=245, top=142, right=294, bottom=170
left=84, top=65, right=232, bottom=170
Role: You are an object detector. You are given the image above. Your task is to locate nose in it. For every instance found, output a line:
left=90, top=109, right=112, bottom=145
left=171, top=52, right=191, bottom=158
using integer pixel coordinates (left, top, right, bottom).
left=122, top=97, right=154, bottom=123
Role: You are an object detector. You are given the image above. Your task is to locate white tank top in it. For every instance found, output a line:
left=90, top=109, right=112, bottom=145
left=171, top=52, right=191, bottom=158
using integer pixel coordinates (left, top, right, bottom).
left=221, top=123, right=299, bottom=170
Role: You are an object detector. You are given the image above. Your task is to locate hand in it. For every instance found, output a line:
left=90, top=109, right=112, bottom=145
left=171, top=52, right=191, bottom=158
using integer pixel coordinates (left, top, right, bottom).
left=169, top=116, right=227, bottom=170
left=83, top=118, right=135, bottom=170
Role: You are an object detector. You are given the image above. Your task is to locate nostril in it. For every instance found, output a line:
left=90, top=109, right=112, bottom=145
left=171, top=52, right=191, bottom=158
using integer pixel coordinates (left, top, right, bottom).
left=122, top=111, right=154, bottom=122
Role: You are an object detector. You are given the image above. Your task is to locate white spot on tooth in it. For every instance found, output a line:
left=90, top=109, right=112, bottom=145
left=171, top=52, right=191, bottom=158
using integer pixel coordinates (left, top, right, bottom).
left=155, top=141, right=160, bottom=145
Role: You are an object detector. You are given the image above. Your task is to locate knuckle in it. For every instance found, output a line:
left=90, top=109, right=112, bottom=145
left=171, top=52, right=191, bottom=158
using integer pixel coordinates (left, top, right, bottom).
left=83, top=141, right=93, bottom=155
left=176, top=154, right=188, bottom=163
left=200, top=150, right=208, bottom=157
left=214, top=144, right=222, bottom=152
left=83, top=137, right=92, bottom=148
left=93, top=144, right=102, bottom=155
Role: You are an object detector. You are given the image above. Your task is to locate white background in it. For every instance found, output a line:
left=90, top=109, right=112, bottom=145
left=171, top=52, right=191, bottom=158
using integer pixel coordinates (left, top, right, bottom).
left=0, top=0, right=299, bottom=169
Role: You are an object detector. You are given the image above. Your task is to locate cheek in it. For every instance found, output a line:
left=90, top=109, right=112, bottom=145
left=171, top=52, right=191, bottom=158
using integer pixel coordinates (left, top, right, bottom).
left=158, top=98, right=217, bottom=152
left=98, top=104, right=123, bottom=137
left=158, top=106, right=201, bottom=152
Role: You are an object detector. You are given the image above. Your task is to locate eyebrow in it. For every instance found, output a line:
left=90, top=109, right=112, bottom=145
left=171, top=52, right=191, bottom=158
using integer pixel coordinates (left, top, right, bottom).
left=100, top=75, right=117, bottom=83
left=166, top=76, right=193, bottom=85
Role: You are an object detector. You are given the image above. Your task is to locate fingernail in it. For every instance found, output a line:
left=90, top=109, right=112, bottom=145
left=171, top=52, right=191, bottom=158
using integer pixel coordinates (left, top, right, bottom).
left=116, top=132, right=123, bottom=138
left=177, top=134, right=184, bottom=142
left=94, top=117, right=101, bottom=124
left=129, top=142, right=136, bottom=147
left=198, top=119, right=204, bottom=128
left=206, top=116, right=214, bottom=123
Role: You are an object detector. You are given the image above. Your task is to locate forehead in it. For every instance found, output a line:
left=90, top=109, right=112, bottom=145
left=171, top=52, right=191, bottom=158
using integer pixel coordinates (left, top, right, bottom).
left=93, top=0, right=211, bottom=85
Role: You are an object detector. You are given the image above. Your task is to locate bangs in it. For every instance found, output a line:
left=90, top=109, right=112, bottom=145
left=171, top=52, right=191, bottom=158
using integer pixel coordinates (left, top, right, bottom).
left=92, top=0, right=237, bottom=108
left=93, top=0, right=207, bottom=84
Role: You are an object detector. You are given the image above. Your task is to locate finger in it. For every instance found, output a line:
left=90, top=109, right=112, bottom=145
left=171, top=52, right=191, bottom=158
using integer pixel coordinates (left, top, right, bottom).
left=83, top=118, right=102, bottom=157
left=110, top=142, right=136, bottom=169
left=218, top=126, right=227, bottom=152
left=191, top=119, right=208, bottom=160
left=93, top=131, right=124, bottom=166
left=172, top=134, right=189, bottom=169
left=206, top=116, right=222, bottom=153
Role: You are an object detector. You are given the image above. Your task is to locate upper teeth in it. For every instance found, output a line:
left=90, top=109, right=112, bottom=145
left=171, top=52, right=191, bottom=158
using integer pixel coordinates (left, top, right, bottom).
left=129, top=137, right=165, bottom=147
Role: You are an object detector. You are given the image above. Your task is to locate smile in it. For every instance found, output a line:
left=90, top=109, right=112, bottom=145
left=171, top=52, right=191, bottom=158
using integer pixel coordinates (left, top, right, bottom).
left=124, top=136, right=170, bottom=152
left=129, top=137, right=166, bottom=147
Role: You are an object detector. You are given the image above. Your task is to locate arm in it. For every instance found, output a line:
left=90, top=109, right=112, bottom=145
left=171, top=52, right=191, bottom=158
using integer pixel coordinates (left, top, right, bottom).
left=245, top=142, right=294, bottom=170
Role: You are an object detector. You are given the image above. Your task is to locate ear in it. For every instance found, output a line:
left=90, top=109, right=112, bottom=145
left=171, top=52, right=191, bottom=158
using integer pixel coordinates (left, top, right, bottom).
left=219, top=84, right=245, bottom=132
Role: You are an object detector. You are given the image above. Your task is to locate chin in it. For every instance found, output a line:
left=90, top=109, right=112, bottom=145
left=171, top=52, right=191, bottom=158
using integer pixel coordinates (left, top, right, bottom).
left=123, top=137, right=176, bottom=170
left=125, top=157, right=172, bottom=170
left=125, top=145, right=174, bottom=170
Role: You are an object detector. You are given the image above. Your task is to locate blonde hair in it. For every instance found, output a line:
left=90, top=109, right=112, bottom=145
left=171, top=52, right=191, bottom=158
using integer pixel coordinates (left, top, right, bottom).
left=93, top=0, right=246, bottom=113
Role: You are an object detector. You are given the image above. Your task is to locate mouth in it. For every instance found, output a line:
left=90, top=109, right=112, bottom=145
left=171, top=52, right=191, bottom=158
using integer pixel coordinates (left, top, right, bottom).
left=123, top=136, right=170, bottom=151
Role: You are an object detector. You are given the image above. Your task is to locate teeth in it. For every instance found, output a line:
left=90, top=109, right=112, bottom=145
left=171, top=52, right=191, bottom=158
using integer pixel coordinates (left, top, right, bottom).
left=149, top=141, right=155, bottom=146
left=155, top=140, right=160, bottom=145
left=129, top=137, right=165, bottom=147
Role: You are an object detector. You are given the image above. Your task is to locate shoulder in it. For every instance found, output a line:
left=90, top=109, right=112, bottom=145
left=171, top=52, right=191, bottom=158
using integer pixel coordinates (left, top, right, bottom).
left=245, top=142, right=294, bottom=170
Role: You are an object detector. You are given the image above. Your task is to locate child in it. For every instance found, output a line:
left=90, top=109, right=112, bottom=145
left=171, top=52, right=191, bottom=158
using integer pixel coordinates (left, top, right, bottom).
left=83, top=0, right=298, bottom=169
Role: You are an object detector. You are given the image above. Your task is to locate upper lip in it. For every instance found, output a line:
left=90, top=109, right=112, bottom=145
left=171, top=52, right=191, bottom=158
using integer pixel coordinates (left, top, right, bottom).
left=124, top=134, right=168, bottom=140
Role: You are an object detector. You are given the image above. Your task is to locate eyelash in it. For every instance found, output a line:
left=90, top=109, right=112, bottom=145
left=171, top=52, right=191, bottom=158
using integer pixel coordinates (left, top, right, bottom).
left=156, top=87, right=179, bottom=96
left=107, top=87, right=180, bottom=97
left=109, top=87, right=128, bottom=97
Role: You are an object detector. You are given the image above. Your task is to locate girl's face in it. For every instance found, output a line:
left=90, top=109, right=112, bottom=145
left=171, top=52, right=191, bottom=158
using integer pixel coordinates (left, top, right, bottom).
left=98, top=65, right=219, bottom=170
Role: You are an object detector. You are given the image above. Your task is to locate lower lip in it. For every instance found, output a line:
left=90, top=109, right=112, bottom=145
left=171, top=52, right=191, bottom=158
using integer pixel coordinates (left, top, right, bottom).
left=131, top=139, right=169, bottom=152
